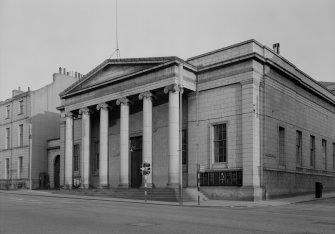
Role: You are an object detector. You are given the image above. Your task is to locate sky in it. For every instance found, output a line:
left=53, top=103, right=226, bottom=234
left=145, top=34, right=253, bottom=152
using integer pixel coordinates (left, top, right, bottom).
left=0, top=0, right=334, bottom=101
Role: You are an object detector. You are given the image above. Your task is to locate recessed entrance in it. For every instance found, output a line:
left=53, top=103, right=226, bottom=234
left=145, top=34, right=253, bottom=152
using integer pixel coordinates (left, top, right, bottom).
left=54, top=155, right=60, bottom=189
left=130, top=136, right=142, bottom=188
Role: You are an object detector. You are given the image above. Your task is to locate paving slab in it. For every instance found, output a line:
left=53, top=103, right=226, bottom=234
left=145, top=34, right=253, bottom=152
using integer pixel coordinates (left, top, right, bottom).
left=1, top=189, right=334, bottom=208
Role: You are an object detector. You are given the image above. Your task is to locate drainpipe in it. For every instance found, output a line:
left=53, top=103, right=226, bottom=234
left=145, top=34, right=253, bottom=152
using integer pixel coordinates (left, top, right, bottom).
left=29, top=123, right=32, bottom=189
left=178, top=63, right=184, bottom=205
left=260, top=46, right=266, bottom=199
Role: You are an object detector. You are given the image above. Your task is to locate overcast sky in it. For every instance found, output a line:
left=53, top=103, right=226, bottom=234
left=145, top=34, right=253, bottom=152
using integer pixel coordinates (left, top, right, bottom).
left=0, top=0, right=334, bottom=101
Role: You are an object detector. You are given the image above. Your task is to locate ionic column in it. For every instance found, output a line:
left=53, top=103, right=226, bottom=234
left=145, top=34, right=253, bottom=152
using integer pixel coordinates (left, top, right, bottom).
left=164, top=84, right=180, bottom=188
left=97, top=103, right=109, bottom=188
left=64, top=111, right=74, bottom=189
left=116, top=97, right=130, bottom=187
left=79, top=107, right=91, bottom=189
left=139, top=91, right=153, bottom=187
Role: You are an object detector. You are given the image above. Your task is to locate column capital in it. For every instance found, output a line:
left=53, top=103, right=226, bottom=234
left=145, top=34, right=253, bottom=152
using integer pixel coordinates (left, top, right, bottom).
left=96, top=102, right=109, bottom=111
left=164, top=84, right=183, bottom=94
left=139, top=91, right=153, bottom=100
left=64, top=111, right=74, bottom=118
left=116, top=97, right=130, bottom=105
left=79, top=107, right=92, bottom=115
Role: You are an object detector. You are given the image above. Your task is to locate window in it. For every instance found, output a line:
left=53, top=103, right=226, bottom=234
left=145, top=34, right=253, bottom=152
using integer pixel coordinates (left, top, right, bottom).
left=18, top=157, right=23, bottom=179
left=214, top=124, right=227, bottom=163
left=5, top=128, right=10, bottom=149
left=296, top=131, right=302, bottom=166
left=73, top=144, right=80, bottom=172
left=19, top=100, right=24, bottom=114
left=322, top=139, right=327, bottom=170
left=310, top=135, right=315, bottom=167
left=5, top=158, right=9, bottom=179
left=278, top=127, right=285, bottom=165
left=93, top=141, right=99, bottom=173
left=18, top=124, right=23, bottom=146
left=6, top=105, right=10, bottom=119
left=182, top=130, right=188, bottom=165
left=333, top=143, right=335, bottom=170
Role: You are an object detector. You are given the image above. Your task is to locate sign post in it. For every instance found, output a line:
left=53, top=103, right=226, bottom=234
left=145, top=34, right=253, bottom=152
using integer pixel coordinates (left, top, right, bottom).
left=144, top=175, right=147, bottom=203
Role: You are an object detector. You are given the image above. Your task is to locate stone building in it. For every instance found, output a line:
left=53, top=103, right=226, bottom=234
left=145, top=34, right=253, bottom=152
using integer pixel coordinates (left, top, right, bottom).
left=56, top=39, right=335, bottom=200
left=0, top=69, right=79, bottom=189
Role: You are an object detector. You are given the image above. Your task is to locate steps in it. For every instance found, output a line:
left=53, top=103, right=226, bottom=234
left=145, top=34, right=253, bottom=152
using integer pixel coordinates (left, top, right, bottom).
left=57, top=188, right=198, bottom=203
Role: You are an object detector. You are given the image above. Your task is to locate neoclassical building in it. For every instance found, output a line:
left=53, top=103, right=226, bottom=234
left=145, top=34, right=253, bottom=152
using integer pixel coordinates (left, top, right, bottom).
left=55, top=40, right=335, bottom=200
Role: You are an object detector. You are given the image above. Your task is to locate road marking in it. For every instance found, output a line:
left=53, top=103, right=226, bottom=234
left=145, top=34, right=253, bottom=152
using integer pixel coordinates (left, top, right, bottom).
left=131, top=222, right=156, bottom=227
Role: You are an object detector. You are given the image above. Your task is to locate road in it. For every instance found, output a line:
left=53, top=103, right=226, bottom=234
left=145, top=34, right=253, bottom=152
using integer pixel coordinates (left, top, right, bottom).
left=0, top=193, right=334, bottom=234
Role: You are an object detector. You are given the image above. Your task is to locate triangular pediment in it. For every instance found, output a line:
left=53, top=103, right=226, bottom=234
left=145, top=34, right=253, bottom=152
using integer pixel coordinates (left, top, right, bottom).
left=61, top=57, right=180, bottom=97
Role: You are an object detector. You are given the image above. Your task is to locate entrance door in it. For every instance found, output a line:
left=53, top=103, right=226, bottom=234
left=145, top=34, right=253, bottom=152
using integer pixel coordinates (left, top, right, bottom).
left=130, top=136, right=142, bottom=188
left=54, top=155, right=60, bottom=189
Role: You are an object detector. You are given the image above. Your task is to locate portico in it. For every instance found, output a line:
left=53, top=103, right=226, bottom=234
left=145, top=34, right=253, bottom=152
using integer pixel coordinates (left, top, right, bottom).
left=60, top=58, right=196, bottom=189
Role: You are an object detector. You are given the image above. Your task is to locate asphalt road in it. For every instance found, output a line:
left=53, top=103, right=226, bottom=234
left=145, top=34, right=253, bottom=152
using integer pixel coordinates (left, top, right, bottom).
left=0, top=193, right=334, bottom=234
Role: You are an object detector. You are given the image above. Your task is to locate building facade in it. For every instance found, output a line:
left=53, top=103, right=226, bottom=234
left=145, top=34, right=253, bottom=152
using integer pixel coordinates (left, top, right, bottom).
left=57, top=40, right=335, bottom=200
left=0, top=69, right=79, bottom=189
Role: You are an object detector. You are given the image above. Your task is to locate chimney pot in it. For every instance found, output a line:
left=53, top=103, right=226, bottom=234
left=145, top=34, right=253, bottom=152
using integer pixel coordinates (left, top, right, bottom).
left=63, top=68, right=66, bottom=75
left=59, top=67, right=62, bottom=74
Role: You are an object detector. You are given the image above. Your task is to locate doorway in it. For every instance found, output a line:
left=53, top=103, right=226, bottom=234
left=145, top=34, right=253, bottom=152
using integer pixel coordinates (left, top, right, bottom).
left=54, top=155, right=60, bottom=189
left=130, top=136, right=142, bottom=188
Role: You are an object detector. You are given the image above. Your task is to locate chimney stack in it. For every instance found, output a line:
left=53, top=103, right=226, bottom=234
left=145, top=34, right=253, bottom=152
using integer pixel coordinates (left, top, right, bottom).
left=273, top=43, right=280, bottom=54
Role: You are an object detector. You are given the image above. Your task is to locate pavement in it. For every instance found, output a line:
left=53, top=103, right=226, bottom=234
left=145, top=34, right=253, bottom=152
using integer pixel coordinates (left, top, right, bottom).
left=1, top=189, right=335, bottom=208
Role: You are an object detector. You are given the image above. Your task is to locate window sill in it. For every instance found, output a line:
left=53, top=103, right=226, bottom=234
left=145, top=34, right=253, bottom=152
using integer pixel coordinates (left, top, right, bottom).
left=212, top=162, right=228, bottom=169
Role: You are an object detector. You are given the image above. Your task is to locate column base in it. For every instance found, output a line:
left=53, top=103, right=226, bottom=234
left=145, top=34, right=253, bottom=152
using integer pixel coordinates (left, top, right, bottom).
left=80, top=184, right=90, bottom=189
left=166, top=183, right=179, bottom=189
left=118, top=183, right=130, bottom=188
left=98, top=184, right=110, bottom=189
left=240, top=186, right=264, bottom=201
left=64, top=184, right=72, bottom=189
left=141, top=183, right=155, bottom=189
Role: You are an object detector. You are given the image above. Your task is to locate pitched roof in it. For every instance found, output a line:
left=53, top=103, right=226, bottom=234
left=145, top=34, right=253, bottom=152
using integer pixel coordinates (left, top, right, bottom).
left=60, top=56, right=188, bottom=98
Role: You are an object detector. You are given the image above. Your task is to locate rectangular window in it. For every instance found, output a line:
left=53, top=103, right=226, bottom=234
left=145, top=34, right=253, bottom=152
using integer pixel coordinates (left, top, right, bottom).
left=5, top=158, right=9, bottom=179
left=296, top=131, right=302, bottom=166
left=18, top=157, right=23, bottom=179
left=94, top=141, right=99, bottom=172
left=333, top=143, right=335, bottom=170
left=18, top=124, right=23, bottom=146
left=214, top=124, right=227, bottom=163
left=6, top=105, right=10, bottom=118
left=278, top=127, right=285, bottom=165
left=73, top=144, right=80, bottom=172
left=310, top=135, right=315, bottom=167
left=5, top=128, right=10, bottom=149
left=19, top=100, right=24, bottom=114
left=182, top=130, right=188, bottom=165
left=322, top=139, right=327, bottom=170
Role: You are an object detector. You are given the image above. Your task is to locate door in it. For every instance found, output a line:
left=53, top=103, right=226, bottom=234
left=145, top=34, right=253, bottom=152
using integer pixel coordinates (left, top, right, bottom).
left=130, top=136, right=142, bottom=188
left=54, top=155, right=60, bottom=189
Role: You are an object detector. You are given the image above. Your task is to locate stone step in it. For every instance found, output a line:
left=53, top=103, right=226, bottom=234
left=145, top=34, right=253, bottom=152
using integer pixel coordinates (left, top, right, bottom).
left=61, top=188, right=196, bottom=202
